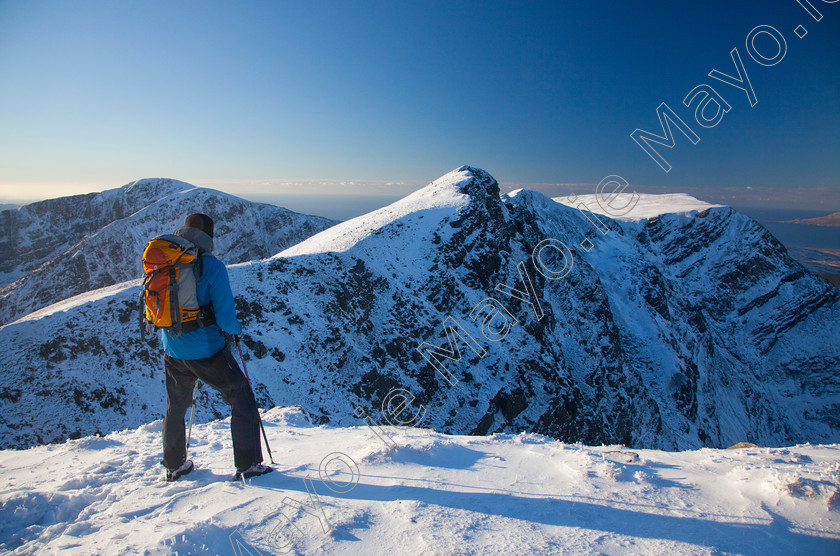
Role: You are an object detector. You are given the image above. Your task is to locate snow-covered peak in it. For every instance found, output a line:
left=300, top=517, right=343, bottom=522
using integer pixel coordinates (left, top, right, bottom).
left=120, top=177, right=194, bottom=202
left=280, top=165, right=495, bottom=256
left=414, top=165, right=499, bottom=199
left=553, top=192, right=725, bottom=221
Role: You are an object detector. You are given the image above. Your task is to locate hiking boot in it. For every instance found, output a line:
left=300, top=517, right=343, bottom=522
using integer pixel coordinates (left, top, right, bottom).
left=164, top=459, right=194, bottom=482
left=234, top=463, right=273, bottom=480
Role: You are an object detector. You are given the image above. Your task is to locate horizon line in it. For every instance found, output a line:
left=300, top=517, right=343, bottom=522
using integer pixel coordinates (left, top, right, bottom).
left=1, top=178, right=838, bottom=213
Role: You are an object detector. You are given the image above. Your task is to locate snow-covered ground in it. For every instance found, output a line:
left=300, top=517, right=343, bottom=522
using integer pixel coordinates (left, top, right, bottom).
left=1, top=407, right=838, bottom=555
left=553, top=192, right=724, bottom=221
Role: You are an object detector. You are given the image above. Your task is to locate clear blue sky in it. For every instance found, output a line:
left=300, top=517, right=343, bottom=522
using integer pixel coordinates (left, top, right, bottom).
left=1, top=1, right=838, bottom=209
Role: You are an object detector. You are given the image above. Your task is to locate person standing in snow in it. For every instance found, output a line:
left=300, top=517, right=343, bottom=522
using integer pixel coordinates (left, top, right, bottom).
left=159, top=213, right=271, bottom=481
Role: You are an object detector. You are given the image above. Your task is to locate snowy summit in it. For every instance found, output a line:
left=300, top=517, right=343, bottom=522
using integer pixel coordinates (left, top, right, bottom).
left=280, top=165, right=491, bottom=256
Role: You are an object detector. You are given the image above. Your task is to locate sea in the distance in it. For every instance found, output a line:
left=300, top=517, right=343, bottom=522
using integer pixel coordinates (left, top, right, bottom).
left=245, top=194, right=404, bottom=222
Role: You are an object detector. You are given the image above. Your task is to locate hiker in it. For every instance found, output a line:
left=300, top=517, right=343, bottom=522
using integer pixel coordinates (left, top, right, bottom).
left=157, top=213, right=271, bottom=481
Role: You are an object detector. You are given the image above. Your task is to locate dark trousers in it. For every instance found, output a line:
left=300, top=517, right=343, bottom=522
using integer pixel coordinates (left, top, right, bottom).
left=163, top=346, right=263, bottom=471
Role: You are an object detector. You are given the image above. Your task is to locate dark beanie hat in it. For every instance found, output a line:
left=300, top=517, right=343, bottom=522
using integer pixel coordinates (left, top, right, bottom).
left=185, top=213, right=214, bottom=238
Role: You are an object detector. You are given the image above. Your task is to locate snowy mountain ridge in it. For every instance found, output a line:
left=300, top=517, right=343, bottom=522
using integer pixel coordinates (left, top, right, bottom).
left=0, top=166, right=838, bottom=453
left=279, top=166, right=479, bottom=257
left=0, top=178, right=338, bottom=325
left=8, top=281, right=137, bottom=326
left=553, top=192, right=724, bottom=221
left=0, top=178, right=193, bottom=285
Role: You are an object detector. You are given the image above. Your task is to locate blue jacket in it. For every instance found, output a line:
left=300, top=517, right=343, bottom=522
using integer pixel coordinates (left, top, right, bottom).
left=161, top=228, right=243, bottom=360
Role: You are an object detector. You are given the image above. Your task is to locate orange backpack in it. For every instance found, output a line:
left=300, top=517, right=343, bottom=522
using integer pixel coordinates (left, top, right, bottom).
left=140, top=234, right=214, bottom=338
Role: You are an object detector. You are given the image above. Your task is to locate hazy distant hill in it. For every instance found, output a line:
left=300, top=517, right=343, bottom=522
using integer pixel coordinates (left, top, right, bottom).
left=783, top=212, right=840, bottom=227
left=0, top=178, right=337, bottom=325
left=0, top=167, right=837, bottom=451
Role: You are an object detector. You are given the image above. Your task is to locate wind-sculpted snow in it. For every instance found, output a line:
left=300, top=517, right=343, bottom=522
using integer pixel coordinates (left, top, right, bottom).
left=0, top=166, right=838, bottom=451
left=0, top=178, right=337, bottom=325
left=1, top=409, right=838, bottom=554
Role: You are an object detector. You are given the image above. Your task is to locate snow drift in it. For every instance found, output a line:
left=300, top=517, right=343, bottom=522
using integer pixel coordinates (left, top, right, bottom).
left=0, top=408, right=838, bottom=554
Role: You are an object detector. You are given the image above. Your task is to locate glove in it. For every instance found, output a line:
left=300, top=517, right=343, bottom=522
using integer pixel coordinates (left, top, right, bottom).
left=224, top=332, right=241, bottom=345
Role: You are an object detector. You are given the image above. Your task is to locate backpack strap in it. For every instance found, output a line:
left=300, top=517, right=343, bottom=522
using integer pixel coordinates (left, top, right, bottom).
left=195, top=250, right=215, bottom=284
left=192, top=251, right=216, bottom=330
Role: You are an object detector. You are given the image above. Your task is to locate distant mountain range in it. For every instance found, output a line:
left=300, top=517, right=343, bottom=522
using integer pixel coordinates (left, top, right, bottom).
left=0, top=178, right=337, bottom=325
left=0, top=167, right=837, bottom=451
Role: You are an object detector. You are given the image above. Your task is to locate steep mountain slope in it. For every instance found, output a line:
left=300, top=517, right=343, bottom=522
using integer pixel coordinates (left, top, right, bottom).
left=0, top=179, right=337, bottom=325
left=2, top=409, right=838, bottom=555
left=0, top=166, right=837, bottom=451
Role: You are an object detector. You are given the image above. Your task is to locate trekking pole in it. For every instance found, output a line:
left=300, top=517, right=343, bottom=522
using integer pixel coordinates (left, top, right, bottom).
left=235, top=337, right=276, bottom=464
left=185, top=380, right=201, bottom=460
